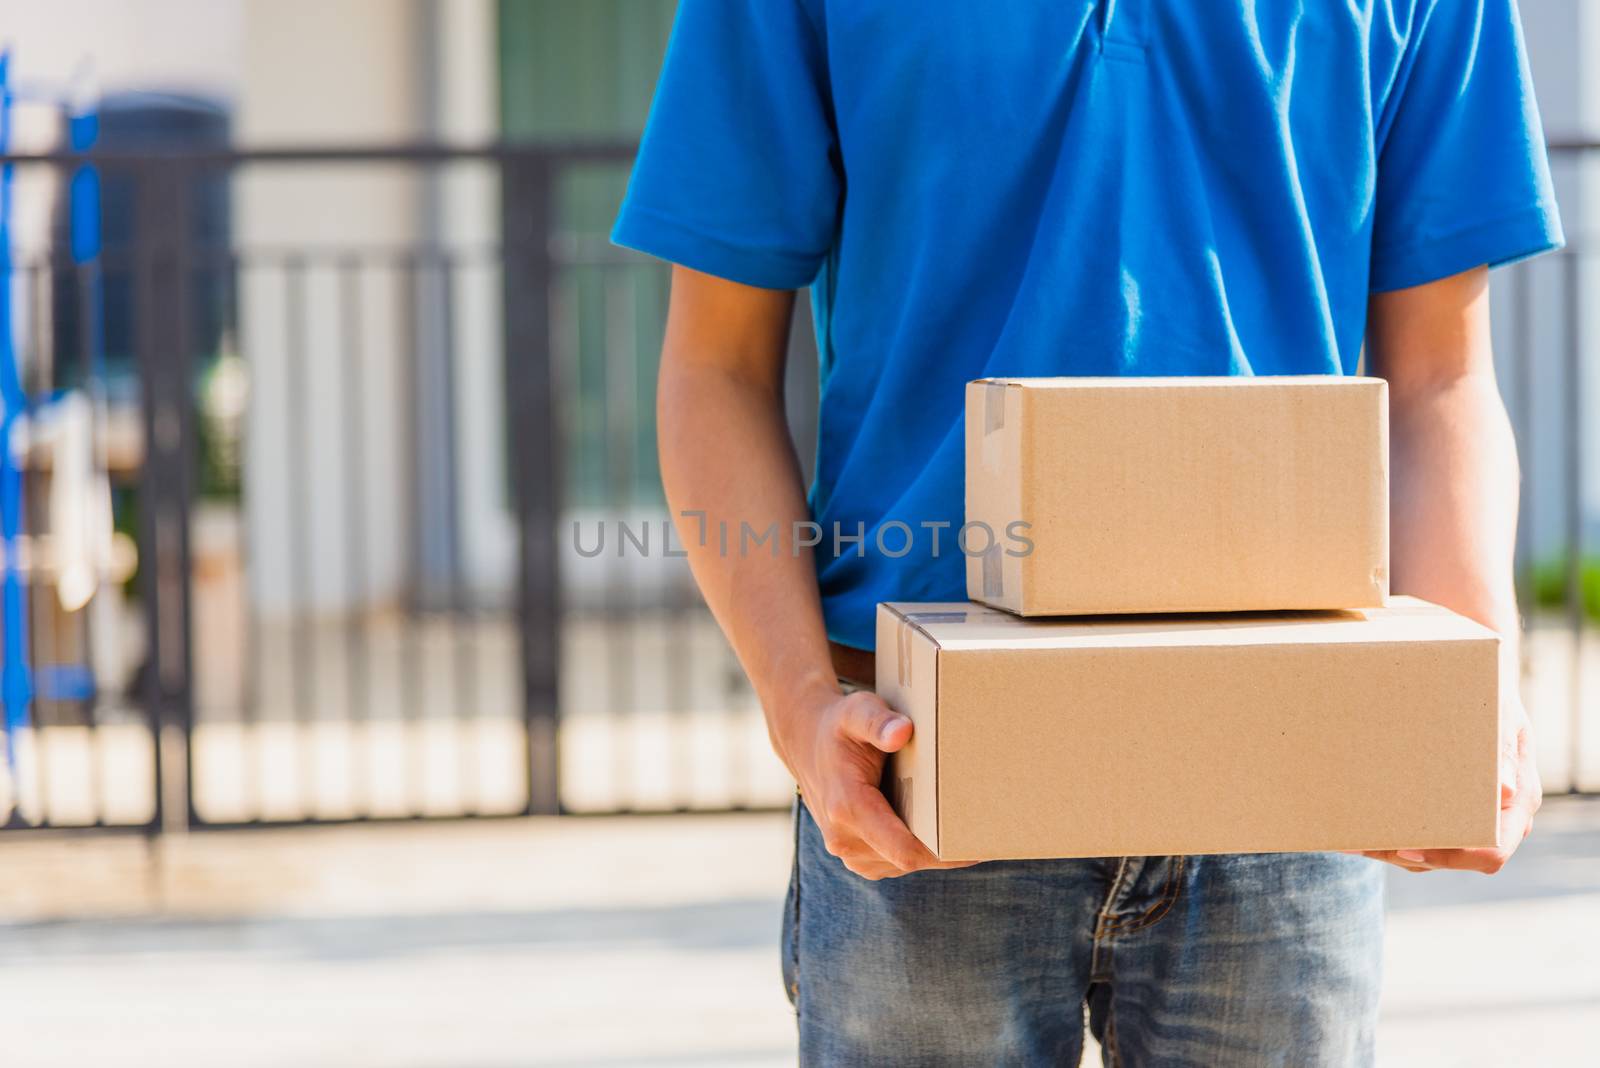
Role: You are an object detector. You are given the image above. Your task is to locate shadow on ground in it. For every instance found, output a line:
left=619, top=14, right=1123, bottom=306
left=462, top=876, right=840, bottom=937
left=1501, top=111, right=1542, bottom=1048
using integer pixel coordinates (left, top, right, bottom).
left=1384, top=795, right=1600, bottom=911
left=0, top=896, right=780, bottom=964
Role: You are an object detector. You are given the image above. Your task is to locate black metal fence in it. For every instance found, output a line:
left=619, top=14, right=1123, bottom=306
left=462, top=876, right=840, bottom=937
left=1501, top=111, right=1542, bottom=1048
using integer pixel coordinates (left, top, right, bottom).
left=1504, top=141, right=1595, bottom=798
left=0, top=142, right=1592, bottom=834
left=0, top=143, right=804, bottom=832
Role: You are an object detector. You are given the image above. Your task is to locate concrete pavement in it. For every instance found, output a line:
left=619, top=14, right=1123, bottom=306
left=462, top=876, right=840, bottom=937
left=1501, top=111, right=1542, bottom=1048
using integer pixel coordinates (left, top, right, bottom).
left=1, top=799, right=1598, bottom=1066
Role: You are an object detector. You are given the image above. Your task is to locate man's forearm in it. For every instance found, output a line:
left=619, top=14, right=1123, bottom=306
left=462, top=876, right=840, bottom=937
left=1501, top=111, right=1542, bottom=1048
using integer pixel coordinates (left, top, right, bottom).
left=658, top=359, right=839, bottom=770
left=654, top=267, right=954, bottom=877
left=1390, top=370, right=1522, bottom=656
left=1364, top=267, right=1540, bottom=873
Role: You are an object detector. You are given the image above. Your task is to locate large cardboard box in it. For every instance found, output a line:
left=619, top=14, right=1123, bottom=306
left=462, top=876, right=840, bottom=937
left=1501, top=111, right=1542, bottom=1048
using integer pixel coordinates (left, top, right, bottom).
left=876, top=598, right=1499, bottom=860
left=965, top=376, right=1389, bottom=615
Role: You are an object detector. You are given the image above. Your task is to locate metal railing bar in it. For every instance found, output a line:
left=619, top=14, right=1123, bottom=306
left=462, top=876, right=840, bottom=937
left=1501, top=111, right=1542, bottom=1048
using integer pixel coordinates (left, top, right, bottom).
left=67, top=253, right=115, bottom=825
left=400, top=254, right=427, bottom=816
left=434, top=253, right=480, bottom=815
left=338, top=257, right=374, bottom=817
left=1513, top=261, right=1535, bottom=618
left=70, top=253, right=113, bottom=830
left=22, top=262, right=50, bottom=827
left=5, top=241, right=649, bottom=275
left=282, top=256, right=316, bottom=819
left=169, top=181, right=201, bottom=830
left=1563, top=251, right=1586, bottom=792
left=0, top=141, right=638, bottom=168
left=223, top=251, right=264, bottom=825
left=602, top=265, right=640, bottom=810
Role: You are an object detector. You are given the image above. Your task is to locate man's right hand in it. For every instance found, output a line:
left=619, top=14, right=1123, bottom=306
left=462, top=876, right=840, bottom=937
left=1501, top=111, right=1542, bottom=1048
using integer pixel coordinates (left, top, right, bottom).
left=654, top=266, right=971, bottom=881
left=782, top=689, right=977, bottom=881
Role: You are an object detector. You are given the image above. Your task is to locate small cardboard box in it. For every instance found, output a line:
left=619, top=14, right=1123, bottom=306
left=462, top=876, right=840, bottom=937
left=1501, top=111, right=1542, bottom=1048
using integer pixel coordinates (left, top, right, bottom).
left=876, top=598, right=1499, bottom=860
left=965, top=376, right=1389, bottom=616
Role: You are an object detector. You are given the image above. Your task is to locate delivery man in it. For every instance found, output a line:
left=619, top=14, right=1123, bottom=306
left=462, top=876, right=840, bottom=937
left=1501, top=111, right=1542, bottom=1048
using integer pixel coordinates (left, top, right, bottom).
left=612, top=1, right=1559, bottom=1063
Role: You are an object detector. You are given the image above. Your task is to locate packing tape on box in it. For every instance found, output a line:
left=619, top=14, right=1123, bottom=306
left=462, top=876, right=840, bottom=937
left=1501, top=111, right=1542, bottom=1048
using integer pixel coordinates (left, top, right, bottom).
left=984, top=381, right=1007, bottom=434
left=898, top=617, right=912, bottom=686
left=892, top=774, right=913, bottom=829
left=982, top=543, right=1004, bottom=601
left=905, top=611, right=969, bottom=624
left=896, top=610, right=970, bottom=686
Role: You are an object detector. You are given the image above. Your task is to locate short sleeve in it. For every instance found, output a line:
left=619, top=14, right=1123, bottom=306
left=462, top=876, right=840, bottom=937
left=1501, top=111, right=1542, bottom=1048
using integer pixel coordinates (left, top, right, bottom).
left=611, top=0, right=842, bottom=290
left=1370, top=0, right=1563, bottom=292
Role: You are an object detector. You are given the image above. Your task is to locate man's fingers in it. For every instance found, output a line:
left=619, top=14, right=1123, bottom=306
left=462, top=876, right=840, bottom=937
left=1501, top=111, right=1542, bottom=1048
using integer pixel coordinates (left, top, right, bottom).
left=1440, top=848, right=1510, bottom=874
left=1360, top=848, right=1486, bottom=873
left=818, top=824, right=907, bottom=878
left=846, top=785, right=973, bottom=873
left=812, top=692, right=976, bottom=878
left=1499, top=731, right=1522, bottom=807
left=842, top=857, right=909, bottom=881
left=834, top=693, right=913, bottom=753
left=1369, top=840, right=1518, bottom=875
left=1361, top=849, right=1440, bottom=871
left=1369, top=720, right=1542, bottom=876
left=815, top=787, right=969, bottom=875
left=849, top=786, right=939, bottom=871
left=1498, top=788, right=1537, bottom=850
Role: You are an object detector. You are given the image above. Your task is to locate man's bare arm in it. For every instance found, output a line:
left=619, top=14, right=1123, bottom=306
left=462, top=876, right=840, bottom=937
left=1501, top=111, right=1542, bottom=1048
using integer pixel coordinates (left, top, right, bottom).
left=1364, top=265, right=1540, bottom=873
left=657, top=265, right=968, bottom=879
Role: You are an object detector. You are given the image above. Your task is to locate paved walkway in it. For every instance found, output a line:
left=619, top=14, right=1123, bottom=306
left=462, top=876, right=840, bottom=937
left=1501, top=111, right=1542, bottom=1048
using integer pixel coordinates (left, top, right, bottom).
left=2, top=798, right=1598, bottom=1066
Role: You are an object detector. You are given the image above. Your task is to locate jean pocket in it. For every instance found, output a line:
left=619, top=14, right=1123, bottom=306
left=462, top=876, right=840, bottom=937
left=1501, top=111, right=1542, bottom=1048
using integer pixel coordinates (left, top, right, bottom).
left=781, top=797, right=802, bottom=1008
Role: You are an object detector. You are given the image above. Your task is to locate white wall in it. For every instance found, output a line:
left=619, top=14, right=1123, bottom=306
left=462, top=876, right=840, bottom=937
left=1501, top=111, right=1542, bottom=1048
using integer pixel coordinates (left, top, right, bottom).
left=234, top=0, right=508, bottom=618
left=433, top=0, right=516, bottom=608
left=0, top=0, right=242, bottom=253
left=1575, top=2, right=1600, bottom=544
left=235, top=0, right=424, bottom=617
left=0, top=0, right=508, bottom=620
left=1494, top=1, right=1597, bottom=791
left=1490, top=2, right=1596, bottom=561
left=0, top=0, right=240, bottom=126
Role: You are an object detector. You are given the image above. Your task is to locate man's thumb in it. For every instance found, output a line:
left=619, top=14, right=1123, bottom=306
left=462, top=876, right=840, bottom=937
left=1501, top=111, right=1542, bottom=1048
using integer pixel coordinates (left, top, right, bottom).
left=839, top=696, right=914, bottom=752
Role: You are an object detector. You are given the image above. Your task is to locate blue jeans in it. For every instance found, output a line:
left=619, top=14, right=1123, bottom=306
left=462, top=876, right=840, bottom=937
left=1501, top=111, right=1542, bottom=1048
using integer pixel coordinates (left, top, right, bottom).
left=782, top=801, right=1383, bottom=1066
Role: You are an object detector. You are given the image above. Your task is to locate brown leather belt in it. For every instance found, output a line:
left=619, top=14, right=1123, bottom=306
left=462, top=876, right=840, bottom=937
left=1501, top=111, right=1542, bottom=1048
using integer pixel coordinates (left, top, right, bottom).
left=829, top=641, right=876, bottom=690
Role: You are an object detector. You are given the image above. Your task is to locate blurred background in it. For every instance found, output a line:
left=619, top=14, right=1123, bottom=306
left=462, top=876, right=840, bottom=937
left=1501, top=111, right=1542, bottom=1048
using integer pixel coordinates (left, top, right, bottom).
left=0, top=2, right=1594, bottom=1066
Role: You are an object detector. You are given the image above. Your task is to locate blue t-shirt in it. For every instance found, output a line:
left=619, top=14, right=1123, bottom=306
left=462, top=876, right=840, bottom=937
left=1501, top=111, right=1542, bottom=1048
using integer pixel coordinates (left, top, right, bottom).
left=613, top=0, right=1562, bottom=651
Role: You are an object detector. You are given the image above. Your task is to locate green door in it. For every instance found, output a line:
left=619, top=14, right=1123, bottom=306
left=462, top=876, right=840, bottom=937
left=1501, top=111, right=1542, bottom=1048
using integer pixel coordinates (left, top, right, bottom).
left=499, top=0, right=676, bottom=509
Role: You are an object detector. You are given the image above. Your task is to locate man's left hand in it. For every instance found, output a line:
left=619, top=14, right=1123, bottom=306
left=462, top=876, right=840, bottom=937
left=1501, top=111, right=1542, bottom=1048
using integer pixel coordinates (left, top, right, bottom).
left=1357, top=690, right=1541, bottom=875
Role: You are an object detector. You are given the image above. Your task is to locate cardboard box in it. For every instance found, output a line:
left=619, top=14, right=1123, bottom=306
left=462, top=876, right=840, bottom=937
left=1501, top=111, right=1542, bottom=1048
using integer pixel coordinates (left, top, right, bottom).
left=876, top=598, right=1499, bottom=860
left=965, top=376, right=1389, bottom=615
